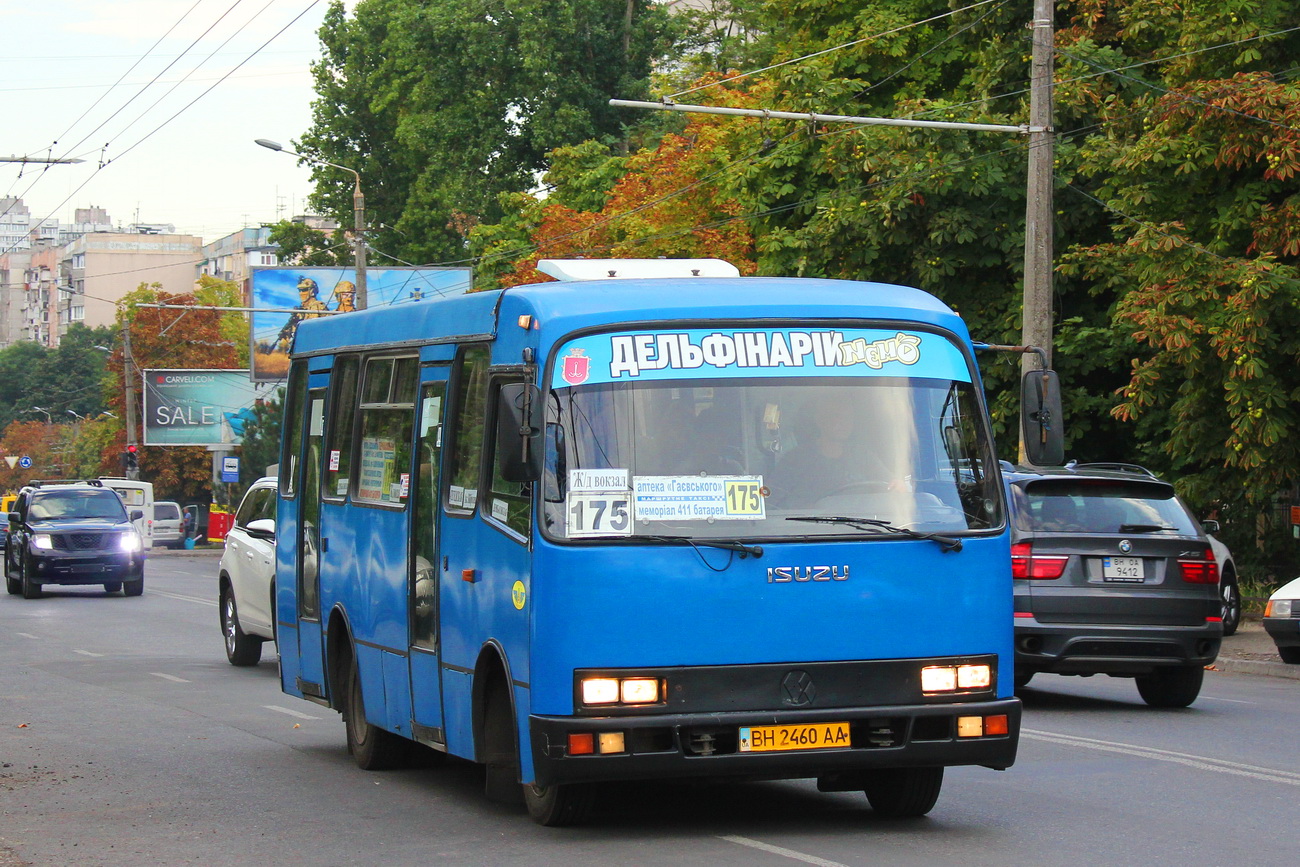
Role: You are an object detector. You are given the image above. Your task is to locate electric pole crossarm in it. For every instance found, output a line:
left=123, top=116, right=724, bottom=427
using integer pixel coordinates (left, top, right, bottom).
left=0, top=156, right=84, bottom=164
left=609, top=99, right=1032, bottom=135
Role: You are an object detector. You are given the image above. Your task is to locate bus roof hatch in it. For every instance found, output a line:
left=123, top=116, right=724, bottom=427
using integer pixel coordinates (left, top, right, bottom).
left=536, top=258, right=740, bottom=282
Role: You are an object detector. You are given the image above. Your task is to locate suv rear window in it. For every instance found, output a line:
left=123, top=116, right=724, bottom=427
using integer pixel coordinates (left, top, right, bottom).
left=155, top=503, right=181, bottom=520
left=30, top=490, right=129, bottom=521
left=1012, top=480, right=1199, bottom=535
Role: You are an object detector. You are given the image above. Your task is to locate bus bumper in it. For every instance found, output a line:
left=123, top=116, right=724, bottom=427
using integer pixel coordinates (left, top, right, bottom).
left=528, top=698, right=1020, bottom=788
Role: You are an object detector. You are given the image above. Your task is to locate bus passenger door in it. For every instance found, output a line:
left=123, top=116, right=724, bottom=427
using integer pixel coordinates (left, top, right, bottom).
left=295, top=386, right=328, bottom=694
left=409, top=371, right=449, bottom=742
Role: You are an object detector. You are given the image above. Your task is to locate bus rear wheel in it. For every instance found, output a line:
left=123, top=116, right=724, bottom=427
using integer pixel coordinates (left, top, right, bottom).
left=863, top=767, right=944, bottom=818
left=343, top=653, right=410, bottom=770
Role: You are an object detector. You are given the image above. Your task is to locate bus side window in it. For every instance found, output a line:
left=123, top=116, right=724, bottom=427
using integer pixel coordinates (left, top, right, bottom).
left=487, top=377, right=533, bottom=539
left=323, top=355, right=360, bottom=500
left=280, top=360, right=308, bottom=498
left=446, top=346, right=490, bottom=514
left=353, top=356, right=418, bottom=506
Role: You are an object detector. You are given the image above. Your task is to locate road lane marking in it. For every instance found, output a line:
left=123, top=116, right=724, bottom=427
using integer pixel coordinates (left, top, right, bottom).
left=1024, top=728, right=1300, bottom=786
left=1198, top=695, right=1254, bottom=705
left=148, top=589, right=217, bottom=607
left=265, top=705, right=321, bottom=720
left=16, top=632, right=38, bottom=639
left=150, top=672, right=191, bottom=683
left=74, top=650, right=104, bottom=657
left=720, top=836, right=851, bottom=867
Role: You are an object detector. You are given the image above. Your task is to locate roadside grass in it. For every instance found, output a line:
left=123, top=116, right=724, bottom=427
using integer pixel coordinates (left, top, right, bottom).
left=1241, top=575, right=1287, bottom=618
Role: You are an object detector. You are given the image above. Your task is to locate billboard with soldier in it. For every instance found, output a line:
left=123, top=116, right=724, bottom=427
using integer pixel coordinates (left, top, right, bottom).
left=248, top=266, right=472, bottom=380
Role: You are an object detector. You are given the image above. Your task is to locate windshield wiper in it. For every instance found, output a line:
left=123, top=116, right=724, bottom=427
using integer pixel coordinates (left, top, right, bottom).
left=1118, top=523, right=1176, bottom=533
left=639, top=535, right=764, bottom=559
left=785, top=515, right=963, bottom=553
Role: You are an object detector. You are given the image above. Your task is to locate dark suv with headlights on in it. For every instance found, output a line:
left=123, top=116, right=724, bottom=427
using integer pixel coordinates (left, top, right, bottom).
left=4, top=480, right=145, bottom=598
left=1006, top=463, right=1221, bottom=708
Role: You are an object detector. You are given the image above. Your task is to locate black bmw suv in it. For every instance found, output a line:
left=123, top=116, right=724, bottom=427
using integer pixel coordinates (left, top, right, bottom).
left=5, top=480, right=145, bottom=598
left=1006, top=463, right=1222, bottom=707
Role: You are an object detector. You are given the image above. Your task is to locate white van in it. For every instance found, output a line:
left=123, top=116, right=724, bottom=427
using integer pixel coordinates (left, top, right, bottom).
left=99, top=478, right=155, bottom=550
left=153, top=500, right=184, bottom=548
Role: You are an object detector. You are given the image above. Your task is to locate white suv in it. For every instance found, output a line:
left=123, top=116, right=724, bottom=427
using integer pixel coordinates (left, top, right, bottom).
left=217, top=478, right=277, bottom=666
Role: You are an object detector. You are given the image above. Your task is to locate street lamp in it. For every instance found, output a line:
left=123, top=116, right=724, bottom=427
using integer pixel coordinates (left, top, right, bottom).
left=29, top=406, right=51, bottom=423
left=255, top=138, right=368, bottom=309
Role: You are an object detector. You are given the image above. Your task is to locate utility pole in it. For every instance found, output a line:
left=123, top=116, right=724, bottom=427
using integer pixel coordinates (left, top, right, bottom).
left=122, top=320, right=140, bottom=481
left=1021, top=0, right=1055, bottom=371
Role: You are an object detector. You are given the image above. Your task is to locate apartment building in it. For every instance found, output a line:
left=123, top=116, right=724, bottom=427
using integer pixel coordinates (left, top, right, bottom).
left=56, top=231, right=203, bottom=343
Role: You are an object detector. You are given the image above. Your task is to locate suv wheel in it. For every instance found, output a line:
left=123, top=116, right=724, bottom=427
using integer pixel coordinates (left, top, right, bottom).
left=220, top=587, right=262, bottom=666
left=1219, top=570, right=1241, bottom=636
left=123, top=578, right=144, bottom=597
left=20, top=556, right=41, bottom=599
left=1135, top=665, right=1204, bottom=708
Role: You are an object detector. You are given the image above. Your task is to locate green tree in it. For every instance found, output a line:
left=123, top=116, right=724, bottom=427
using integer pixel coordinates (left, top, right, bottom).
left=265, top=219, right=349, bottom=267
left=296, top=0, right=679, bottom=266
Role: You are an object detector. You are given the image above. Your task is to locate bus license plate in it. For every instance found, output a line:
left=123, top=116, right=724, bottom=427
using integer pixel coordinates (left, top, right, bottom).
left=1102, top=556, right=1144, bottom=581
left=739, top=722, right=850, bottom=753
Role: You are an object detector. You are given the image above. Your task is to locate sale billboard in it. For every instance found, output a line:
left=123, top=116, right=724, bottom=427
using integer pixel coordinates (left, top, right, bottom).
left=142, top=369, right=270, bottom=447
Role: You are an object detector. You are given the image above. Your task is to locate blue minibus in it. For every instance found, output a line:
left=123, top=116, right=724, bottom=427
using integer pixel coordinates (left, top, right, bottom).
left=275, top=259, right=1034, bottom=825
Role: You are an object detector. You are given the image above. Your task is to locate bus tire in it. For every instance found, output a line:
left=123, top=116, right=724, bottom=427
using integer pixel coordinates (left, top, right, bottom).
left=1135, top=665, right=1203, bottom=708
left=863, top=767, right=944, bottom=818
left=343, top=652, right=409, bottom=770
left=524, top=782, right=595, bottom=827
left=221, top=587, right=263, bottom=666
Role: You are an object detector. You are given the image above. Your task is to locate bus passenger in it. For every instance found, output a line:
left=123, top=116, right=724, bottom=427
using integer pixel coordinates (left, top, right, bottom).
left=772, top=394, right=891, bottom=507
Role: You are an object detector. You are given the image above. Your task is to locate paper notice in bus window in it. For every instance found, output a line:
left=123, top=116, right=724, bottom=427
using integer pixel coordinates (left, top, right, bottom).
left=449, top=485, right=465, bottom=508
left=309, top=399, right=324, bottom=436
left=492, top=499, right=510, bottom=523
left=357, top=436, right=396, bottom=500
left=420, top=395, right=441, bottom=437
left=399, top=473, right=410, bottom=499
left=632, top=475, right=766, bottom=521
left=328, top=450, right=341, bottom=472
left=568, top=468, right=629, bottom=493
left=336, top=478, right=348, bottom=497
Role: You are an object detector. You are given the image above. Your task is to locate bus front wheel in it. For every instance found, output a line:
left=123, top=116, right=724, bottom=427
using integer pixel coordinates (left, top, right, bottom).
left=524, top=781, right=595, bottom=827
left=343, top=653, right=409, bottom=770
left=863, top=767, right=944, bottom=818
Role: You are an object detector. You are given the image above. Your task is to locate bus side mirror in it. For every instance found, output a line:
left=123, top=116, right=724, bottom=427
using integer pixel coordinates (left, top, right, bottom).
left=1021, top=368, right=1064, bottom=466
left=497, top=382, right=543, bottom=482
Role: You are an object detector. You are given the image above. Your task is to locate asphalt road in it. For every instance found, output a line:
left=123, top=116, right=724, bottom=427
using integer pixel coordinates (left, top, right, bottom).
left=2, top=549, right=1297, bottom=866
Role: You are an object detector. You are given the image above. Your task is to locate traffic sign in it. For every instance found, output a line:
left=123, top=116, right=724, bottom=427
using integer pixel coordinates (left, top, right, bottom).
left=18, top=456, right=32, bottom=469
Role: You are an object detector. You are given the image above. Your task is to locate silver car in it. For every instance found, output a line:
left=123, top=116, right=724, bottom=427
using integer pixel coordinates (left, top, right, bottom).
left=217, top=478, right=277, bottom=666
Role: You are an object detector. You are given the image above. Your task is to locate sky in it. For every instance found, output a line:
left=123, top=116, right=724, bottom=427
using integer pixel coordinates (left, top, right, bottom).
left=2, top=0, right=344, bottom=245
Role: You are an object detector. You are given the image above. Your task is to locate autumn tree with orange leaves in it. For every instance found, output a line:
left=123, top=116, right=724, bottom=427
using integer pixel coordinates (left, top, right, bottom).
left=101, top=279, right=247, bottom=504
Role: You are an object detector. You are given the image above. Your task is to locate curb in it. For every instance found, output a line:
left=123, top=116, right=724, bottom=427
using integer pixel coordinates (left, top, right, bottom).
left=1212, top=657, right=1300, bottom=681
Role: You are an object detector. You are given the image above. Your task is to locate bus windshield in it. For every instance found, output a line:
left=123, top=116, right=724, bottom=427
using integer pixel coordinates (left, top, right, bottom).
left=542, top=369, right=1002, bottom=542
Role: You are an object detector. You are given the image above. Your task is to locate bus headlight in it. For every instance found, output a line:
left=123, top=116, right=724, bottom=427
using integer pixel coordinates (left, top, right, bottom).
left=581, top=678, right=620, bottom=705
left=921, top=664, right=992, bottom=694
left=580, top=676, right=662, bottom=707
left=32, top=534, right=54, bottom=550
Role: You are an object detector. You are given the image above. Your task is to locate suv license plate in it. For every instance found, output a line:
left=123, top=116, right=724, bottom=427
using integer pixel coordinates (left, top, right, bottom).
left=739, top=722, right=850, bottom=753
left=1103, top=556, right=1144, bottom=581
